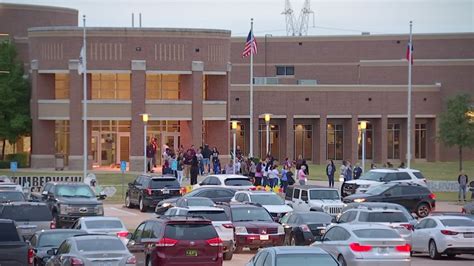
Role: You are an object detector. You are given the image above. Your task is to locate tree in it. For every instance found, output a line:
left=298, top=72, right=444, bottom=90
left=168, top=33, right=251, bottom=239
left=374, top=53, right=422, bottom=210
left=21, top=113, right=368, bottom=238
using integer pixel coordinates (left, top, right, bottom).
left=438, top=94, right=474, bottom=171
left=0, top=40, right=31, bottom=160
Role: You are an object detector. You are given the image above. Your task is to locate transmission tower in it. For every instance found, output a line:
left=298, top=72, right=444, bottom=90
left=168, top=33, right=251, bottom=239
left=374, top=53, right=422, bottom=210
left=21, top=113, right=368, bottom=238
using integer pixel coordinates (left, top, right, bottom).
left=282, top=0, right=296, bottom=36
left=282, top=0, right=315, bottom=36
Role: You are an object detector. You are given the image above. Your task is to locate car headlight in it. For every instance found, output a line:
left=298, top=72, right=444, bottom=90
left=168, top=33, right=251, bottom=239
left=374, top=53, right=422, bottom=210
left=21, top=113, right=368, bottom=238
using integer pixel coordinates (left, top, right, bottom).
left=95, top=205, right=104, bottom=215
left=162, top=202, right=171, bottom=208
left=59, top=204, right=72, bottom=214
left=278, top=225, right=284, bottom=235
left=354, top=198, right=366, bottom=203
left=234, top=226, right=248, bottom=234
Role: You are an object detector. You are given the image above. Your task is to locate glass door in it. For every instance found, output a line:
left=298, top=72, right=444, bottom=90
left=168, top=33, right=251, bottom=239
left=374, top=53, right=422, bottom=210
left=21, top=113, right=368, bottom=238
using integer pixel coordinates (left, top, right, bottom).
left=91, top=132, right=100, bottom=167
left=117, top=132, right=130, bottom=164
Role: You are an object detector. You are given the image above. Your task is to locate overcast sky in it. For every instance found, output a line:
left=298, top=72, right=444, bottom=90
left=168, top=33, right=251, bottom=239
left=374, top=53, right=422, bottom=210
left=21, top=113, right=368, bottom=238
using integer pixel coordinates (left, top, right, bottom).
left=3, top=0, right=473, bottom=36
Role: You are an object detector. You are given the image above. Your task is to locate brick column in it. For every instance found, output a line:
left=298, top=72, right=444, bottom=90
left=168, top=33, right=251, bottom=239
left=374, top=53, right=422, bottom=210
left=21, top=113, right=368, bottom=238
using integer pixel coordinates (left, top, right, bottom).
left=129, top=60, right=147, bottom=172
left=191, top=61, right=204, bottom=147
left=318, top=116, right=327, bottom=164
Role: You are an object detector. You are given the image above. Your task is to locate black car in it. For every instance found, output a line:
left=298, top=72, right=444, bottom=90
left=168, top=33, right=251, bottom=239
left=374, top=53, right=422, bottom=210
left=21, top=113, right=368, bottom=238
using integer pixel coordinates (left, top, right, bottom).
left=155, top=187, right=236, bottom=214
left=280, top=212, right=333, bottom=246
left=343, top=183, right=436, bottom=217
left=125, top=175, right=181, bottom=212
left=0, top=190, right=26, bottom=203
left=30, top=229, right=86, bottom=265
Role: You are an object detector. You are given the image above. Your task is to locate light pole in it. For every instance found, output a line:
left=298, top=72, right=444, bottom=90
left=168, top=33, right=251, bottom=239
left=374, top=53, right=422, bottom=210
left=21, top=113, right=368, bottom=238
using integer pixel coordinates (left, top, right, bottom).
left=264, top=114, right=272, bottom=156
left=360, top=121, right=368, bottom=173
left=141, top=113, right=149, bottom=174
left=231, top=120, right=239, bottom=174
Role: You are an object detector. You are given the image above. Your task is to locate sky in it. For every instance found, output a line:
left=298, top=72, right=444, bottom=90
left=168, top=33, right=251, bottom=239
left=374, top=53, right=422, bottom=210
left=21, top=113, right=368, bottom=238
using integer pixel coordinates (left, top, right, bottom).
left=3, top=0, right=473, bottom=36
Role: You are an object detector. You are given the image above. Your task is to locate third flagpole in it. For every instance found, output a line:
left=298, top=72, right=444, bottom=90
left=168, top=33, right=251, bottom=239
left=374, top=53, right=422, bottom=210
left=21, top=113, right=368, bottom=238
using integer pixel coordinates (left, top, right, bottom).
left=83, top=15, right=88, bottom=180
left=407, top=21, right=413, bottom=169
left=249, top=18, right=254, bottom=158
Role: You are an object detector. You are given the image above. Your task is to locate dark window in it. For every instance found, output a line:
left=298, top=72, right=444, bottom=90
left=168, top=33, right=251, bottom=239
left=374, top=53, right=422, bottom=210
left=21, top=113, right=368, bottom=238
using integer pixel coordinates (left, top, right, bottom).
left=333, top=227, right=351, bottom=241
left=231, top=207, right=273, bottom=222
left=57, top=240, right=71, bottom=254
left=293, top=189, right=300, bottom=199
left=276, top=66, right=295, bottom=76
left=301, top=190, right=308, bottom=201
left=440, top=219, right=474, bottom=227
left=201, top=177, right=211, bottom=185
left=164, top=223, right=217, bottom=240
left=142, top=222, right=156, bottom=238
left=76, top=238, right=125, bottom=251
left=255, top=251, right=269, bottom=266
left=415, top=219, right=428, bottom=229
left=396, top=173, right=411, bottom=180
left=132, top=222, right=145, bottom=242
left=0, top=222, right=21, bottom=241
left=135, top=176, right=143, bottom=185
left=149, top=178, right=180, bottom=189
left=37, top=232, right=83, bottom=247
left=55, top=185, right=95, bottom=198
left=322, top=227, right=337, bottom=241
left=224, top=178, right=252, bottom=186
left=384, top=173, right=398, bottom=182
left=209, top=177, right=221, bottom=185
left=214, top=190, right=235, bottom=197
left=424, top=219, right=437, bottom=229
left=85, top=220, right=123, bottom=229
left=413, top=172, right=425, bottom=179
left=0, top=205, right=52, bottom=221
left=401, top=186, right=422, bottom=195
left=353, top=229, right=400, bottom=239
left=276, top=254, right=338, bottom=266
left=285, top=187, right=294, bottom=200
left=361, top=212, right=408, bottom=223
left=386, top=186, right=403, bottom=196
left=0, top=191, right=26, bottom=202
left=187, top=211, right=229, bottom=221
left=309, top=190, right=339, bottom=200
left=338, top=211, right=357, bottom=223
left=263, top=252, right=273, bottom=266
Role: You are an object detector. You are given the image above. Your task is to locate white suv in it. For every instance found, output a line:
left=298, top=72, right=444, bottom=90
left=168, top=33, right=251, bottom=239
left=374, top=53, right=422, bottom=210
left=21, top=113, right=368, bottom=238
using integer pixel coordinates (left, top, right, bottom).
left=285, top=185, right=344, bottom=217
left=342, top=168, right=427, bottom=197
left=164, top=206, right=235, bottom=260
left=231, top=191, right=293, bottom=221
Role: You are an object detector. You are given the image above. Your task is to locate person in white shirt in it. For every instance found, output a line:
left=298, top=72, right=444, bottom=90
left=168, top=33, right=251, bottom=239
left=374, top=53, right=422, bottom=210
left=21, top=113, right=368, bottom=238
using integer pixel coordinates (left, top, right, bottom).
left=268, top=165, right=280, bottom=188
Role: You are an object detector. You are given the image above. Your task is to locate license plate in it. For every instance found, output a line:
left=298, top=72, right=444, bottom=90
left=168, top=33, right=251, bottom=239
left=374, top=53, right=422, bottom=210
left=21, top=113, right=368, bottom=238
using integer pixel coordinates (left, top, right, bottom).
left=464, top=233, right=474, bottom=238
left=379, top=247, right=389, bottom=253
left=260, top=235, right=269, bottom=240
left=98, top=263, right=112, bottom=266
left=162, top=189, right=170, bottom=194
left=186, top=249, right=198, bottom=256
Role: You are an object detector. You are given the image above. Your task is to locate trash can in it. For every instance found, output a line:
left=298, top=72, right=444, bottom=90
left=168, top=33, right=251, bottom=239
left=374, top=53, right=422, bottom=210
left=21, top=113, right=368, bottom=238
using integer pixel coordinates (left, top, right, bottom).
left=55, top=153, right=65, bottom=171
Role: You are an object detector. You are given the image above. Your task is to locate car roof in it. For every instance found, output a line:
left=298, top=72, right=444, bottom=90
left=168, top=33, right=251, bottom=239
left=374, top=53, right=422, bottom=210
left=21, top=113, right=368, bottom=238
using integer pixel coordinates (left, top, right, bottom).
left=336, top=222, right=398, bottom=231
left=157, top=216, right=212, bottom=223
left=290, top=185, right=337, bottom=190
left=227, top=203, right=262, bottom=209
left=356, top=208, right=404, bottom=213
left=78, top=216, right=123, bottom=222
left=180, top=206, right=225, bottom=211
left=46, top=182, right=90, bottom=186
left=211, top=174, right=250, bottom=180
left=265, top=246, right=330, bottom=255
left=37, top=229, right=85, bottom=235
left=181, top=196, right=213, bottom=201
left=0, top=183, right=20, bottom=186
left=0, top=202, right=48, bottom=207
left=369, top=168, right=419, bottom=173
left=237, top=191, right=278, bottom=195
left=70, top=234, right=121, bottom=241
left=429, top=215, right=472, bottom=221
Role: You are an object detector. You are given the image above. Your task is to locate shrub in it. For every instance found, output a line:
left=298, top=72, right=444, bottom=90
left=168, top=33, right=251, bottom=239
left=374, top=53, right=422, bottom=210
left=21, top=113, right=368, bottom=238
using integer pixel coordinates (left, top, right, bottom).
left=6, top=152, right=29, bottom=168
left=0, top=161, right=10, bottom=169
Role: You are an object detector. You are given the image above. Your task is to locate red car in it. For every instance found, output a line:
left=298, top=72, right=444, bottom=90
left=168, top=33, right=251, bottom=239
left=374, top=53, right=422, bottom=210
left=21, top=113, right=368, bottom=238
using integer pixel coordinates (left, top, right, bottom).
left=127, top=216, right=223, bottom=266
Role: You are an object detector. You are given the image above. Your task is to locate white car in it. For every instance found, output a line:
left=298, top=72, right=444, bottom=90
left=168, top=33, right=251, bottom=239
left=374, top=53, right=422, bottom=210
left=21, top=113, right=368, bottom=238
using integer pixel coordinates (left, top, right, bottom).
left=285, top=186, right=344, bottom=217
left=411, top=215, right=474, bottom=259
left=342, top=168, right=427, bottom=197
left=231, top=191, right=293, bottom=221
left=70, top=216, right=130, bottom=245
left=193, top=174, right=255, bottom=191
left=165, top=206, right=235, bottom=260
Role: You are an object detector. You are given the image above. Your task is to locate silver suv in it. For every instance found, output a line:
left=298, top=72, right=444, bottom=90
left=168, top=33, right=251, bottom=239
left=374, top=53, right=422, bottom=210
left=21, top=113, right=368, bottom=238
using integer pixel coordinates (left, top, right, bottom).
left=285, top=185, right=344, bottom=217
left=0, top=202, right=54, bottom=239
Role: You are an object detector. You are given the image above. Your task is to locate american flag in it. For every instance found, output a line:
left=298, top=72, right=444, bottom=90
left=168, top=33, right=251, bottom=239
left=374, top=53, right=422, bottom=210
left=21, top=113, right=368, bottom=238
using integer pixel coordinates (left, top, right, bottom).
left=242, top=30, right=257, bottom=57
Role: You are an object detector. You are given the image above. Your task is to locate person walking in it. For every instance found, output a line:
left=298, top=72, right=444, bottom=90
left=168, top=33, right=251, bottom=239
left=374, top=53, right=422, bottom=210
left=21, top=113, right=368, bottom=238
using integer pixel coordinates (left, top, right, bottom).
left=268, top=165, right=280, bottom=188
left=326, top=160, right=336, bottom=188
left=353, top=163, right=362, bottom=180
left=280, top=166, right=289, bottom=193
left=146, top=143, right=155, bottom=173
left=190, top=154, right=199, bottom=186
left=176, top=154, right=184, bottom=184
left=196, top=147, right=204, bottom=175
left=298, top=165, right=307, bottom=185
left=202, top=144, right=212, bottom=174
left=458, top=170, right=469, bottom=202
left=211, top=147, right=220, bottom=174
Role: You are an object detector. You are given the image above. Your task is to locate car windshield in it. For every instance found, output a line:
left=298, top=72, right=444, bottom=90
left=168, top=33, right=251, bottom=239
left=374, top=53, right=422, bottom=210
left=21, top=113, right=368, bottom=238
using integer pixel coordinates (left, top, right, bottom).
left=413, top=172, right=425, bottom=179
left=84, top=220, right=124, bottom=229
left=76, top=238, right=126, bottom=251
left=38, top=232, right=83, bottom=247
left=353, top=229, right=401, bottom=238
left=150, top=178, right=180, bottom=189
left=440, top=219, right=474, bottom=227
left=365, top=184, right=393, bottom=195
left=0, top=191, right=25, bottom=202
left=224, top=178, right=252, bottom=186
left=299, top=213, right=333, bottom=224
left=164, top=223, right=217, bottom=240
left=309, top=190, right=339, bottom=200
left=250, top=194, right=284, bottom=205
left=231, top=207, right=273, bottom=222
left=185, top=198, right=215, bottom=206
left=276, top=254, right=338, bottom=265
left=55, top=185, right=95, bottom=198
left=187, top=210, right=229, bottom=221
left=360, top=211, right=408, bottom=223
left=360, top=171, right=388, bottom=181
left=0, top=205, right=53, bottom=221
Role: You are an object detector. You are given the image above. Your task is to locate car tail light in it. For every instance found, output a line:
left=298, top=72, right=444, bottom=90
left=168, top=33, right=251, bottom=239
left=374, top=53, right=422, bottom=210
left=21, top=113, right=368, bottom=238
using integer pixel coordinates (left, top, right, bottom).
left=441, top=230, right=459, bottom=235
left=145, top=188, right=153, bottom=196
left=117, top=231, right=129, bottom=238
left=50, top=220, right=56, bottom=229
left=249, top=187, right=256, bottom=191
left=461, top=208, right=466, bottom=214
left=222, top=223, right=234, bottom=229
left=126, top=256, right=137, bottom=265
left=156, top=237, right=178, bottom=247
left=400, top=224, right=414, bottom=231
left=71, top=257, right=84, bottom=266
left=349, top=243, right=372, bottom=252
left=207, top=237, right=223, bottom=247
left=28, top=248, right=34, bottom=265
left=429, top=193, right=436, bottom=200
left=395, top=244, right=411, bottom=252
left=300, top=224, right=311, bottom=232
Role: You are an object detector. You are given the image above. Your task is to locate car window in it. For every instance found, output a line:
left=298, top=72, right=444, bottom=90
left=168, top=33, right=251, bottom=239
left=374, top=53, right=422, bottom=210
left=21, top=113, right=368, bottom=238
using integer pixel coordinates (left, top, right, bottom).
left=339, top=211, right=357, bottom=223
left=413, top=172, right=425, bottom=179
left=0, top=222, right=21, bottom=242
left=309, top=190, right=339, bottom=200
left=231, top=207, right=273, bottom=222
left=149, top=178, right=180, bottom=189
left=243, top=194, right=250, bottom=202
left=224, top=178, right=252, bottom=186
left=280, top=213, right=290, bottom=224
left=38, top=232, right=85, bottom=248
left=360, top=171, right=388, bottom=181
left=285, top=187, right=294, bottom=200
left=212, top=177, right=222, bottom=185
left=164, top=223, right=217, bottom=240
left=401, top=186, right=421, bottom=195
left=185, top=198, right=215, bottom=207
left=142, top=221, right=156, bottom=238
left=201, top=177, right=211, bottom=185
left=335, top=227, right=351, bottom=241
left=440, top=219, right=474, bottom=227
left=361, top=212, right=408, bottom=223
left=187, top=210, right=229, bottom=221
left=250, top=194, right=284, bottom=205
left=195, top=190, right=213, bottom=197
left=84, top=220, right=123, bottom=229
left=215, top=189, right=234, bottom=197
left=286, top=214, right=296, bottom=224
left=301, top=190, right=309, bottom=202
left=425, top=219, right=437, bottom=229
left=276, top=254, right=338, bottom=266
left=0, top=205, right=52, bottom=221
left=76, top=238, right=126, bottom=251
left=235, top=193, right=243, bottom=202
left=255, top=251, right=269, bottom=266
left=353, top=229, right=401, bottom=238
left=384, top=173, right=398, bottom=182
left=55, top=185, right=95, bottom=198
left=293, top=189, right=300, bottom=199
left=57, top=240, right=71, bottom=254
left=263, top=251, right=273, bottom=266
left=72, top=221, right=80, bottom=229
left=415, top=219, right=428, bottom=229
left=131, top=222, right=145, bottom=242
left=387, top=186, right=403, bottom=196
left=322, top=227, right=337, bottom=241
left=396, top=173, right=411, bottom=180
left=134, top=176, right=143, bottom=185
left=0, top=191, right=26, bottom=202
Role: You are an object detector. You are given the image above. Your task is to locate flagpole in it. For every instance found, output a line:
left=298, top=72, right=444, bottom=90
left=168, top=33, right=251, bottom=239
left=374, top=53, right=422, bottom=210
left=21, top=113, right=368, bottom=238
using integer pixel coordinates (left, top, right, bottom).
left=407, top=21, right=413, bottom=169
left=82, top=15, right=88, bottom=180
left=249, top=18, right=254, bottom=158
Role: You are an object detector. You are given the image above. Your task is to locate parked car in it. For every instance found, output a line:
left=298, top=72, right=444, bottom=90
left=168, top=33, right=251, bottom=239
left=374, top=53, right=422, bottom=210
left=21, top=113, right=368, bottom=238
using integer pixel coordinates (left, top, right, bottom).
left=312, top=223, right=411, bottom=266
left=232, top=191, right=293, bottom=221
left=343, top=182, right=436, bottom=217
left=70, top=216, right=129, bottom=244
left=0, top=202, right=54, bottom=240
left=30, top=229, right=86, bottom=266
left=155, top=196, right=215, bottom=215
left=340, top=202, right=417, bottom=223
left=30, top=182, right=105, bottom=228
left=154, top=187, right=236, bottom=214
left=127, top=217, right=223, bottom=266
left=342, top=168, right=427, bottom=197
left=0, top=190, right=26, bottom=202
left=411, top=215, right=474, bottom=259
left=462, top=202, right=474, bottom=218
left=193, top=174, right=254, bottom=191
left=125, top=175, right=181, bottom=212
left=245, top=246, right=339, bottom=266
left=0, top=218, right=33, bottom=266
left=285, top=185, right=344, bottom=217
left=219, top=203, right=284, bottom=252
left=46, top=234, right=136, bottom=265
left=165, top=206, right=234, bottom=260
left=279, top=211, right=333, bottom=245
left=0, top=182, right=23, bottom=192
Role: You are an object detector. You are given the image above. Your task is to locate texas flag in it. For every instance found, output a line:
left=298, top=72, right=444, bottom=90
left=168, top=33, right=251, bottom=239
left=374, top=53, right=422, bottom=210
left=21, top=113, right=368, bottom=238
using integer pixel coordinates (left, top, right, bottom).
left=406, top=41, right=414, bottom=65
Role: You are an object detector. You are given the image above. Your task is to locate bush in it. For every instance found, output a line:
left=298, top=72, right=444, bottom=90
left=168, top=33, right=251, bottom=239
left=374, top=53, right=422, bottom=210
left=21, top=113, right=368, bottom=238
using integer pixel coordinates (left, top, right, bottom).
left=6, top=152, right=29, bottom=168
left=0, top=161, right=10, bottom=169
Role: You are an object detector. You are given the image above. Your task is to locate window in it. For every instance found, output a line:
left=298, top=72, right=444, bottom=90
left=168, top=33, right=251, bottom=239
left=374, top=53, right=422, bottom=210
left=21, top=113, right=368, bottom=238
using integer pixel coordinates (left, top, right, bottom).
left=259, top=124, right=280, bottom=159
left=396, top=173, right=411, bottom=180
left=338, top=211, right=357, bottom=223
left=164, top=224, right=218, bottom=240
left=0, top=205, right=53, bottom=221
left=276, top=66, right=295, bottom=76
left=294, top=125, right=313, bottom=161
left=387, top=123, right=401, bottom=159
left=386, top=186, right=403, bottom=196
left=85, top=220, right=123, bottom=229
left=413, top=172, right=425, bottom=179
left=293, top=189, right=300, bottom=199
left=55, top=73, right=69, bottom=99
left=187, top=211, right=229, bottom=221
left=384, top=173, right=398, bottom=182
left=91, top=73, right=130, bottom=100
left=131, top=222, right=145, bottom=242
left=440, top=219, right=474, bottom=227
left=142, top=221, right=157, bottom=238
left=353, top=229, right=400, bottom=239
left=255, top=251, right=269, bottom=266
left=424, top=219, right=437, bottom=229
left=55, top=121, right=69, bottom=165
left=0, top=222, right=21, bottom=242
left=415, top=123, right=427, bottom=159
left=276, top=254, right=338, bottom=266
left=146, top=74, right=180, bottom=100
left=327, top=124, right=343, bottom=160
left=76, top=239, right=125, bottom=251
left=224, top=178, right=252, bottom=186
left=301, top=190, right=308, bottom=202
left=362, top=212, right=408, bottom=223
left=57, top=240, right=71, bottom=254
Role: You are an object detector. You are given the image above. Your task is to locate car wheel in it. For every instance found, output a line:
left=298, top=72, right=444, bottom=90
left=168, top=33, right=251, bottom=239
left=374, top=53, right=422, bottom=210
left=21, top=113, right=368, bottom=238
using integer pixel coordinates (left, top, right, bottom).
left=146, top=256, right=152, bottom=266
left=416, top=203, right=431, bottom=218
left=447, top=253, right=456, bottom=259
left=429, top=240, right=441, bottom=260
left=125, top=194, right=132, bottom=208
left=337, top=255, right=347, bottom=266
left=223, top=251, right=233, bottom=260
left=139, top=197, right=147, bottom=212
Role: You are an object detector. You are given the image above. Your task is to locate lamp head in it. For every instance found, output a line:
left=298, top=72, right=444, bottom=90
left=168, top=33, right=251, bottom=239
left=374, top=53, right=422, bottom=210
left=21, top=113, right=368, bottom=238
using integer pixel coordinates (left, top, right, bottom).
left=231, top=120, right=239, bottom=130
left=360, top=120, right=367, bottom=130
left=142, top=113, right=149, bottom=123
left=264, top=113, right=271, bottom=122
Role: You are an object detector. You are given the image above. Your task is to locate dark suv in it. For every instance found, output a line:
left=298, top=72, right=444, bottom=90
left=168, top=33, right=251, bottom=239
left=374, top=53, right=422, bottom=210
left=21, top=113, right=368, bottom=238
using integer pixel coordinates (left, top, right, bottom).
left=127, top=217, right=223, bottom=266
left=0, top=202, right=54, bottom=239
left=125, top=175, right=181, bottom=212
left=343, top=183, right=436, bottom=217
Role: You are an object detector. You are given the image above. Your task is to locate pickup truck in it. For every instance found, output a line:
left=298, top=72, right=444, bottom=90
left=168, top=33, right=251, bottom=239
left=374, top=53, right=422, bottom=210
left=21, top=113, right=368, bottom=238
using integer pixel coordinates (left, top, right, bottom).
left=30, top=182, right=105, bottom=228
left=0, top=219, right=33, bottom=265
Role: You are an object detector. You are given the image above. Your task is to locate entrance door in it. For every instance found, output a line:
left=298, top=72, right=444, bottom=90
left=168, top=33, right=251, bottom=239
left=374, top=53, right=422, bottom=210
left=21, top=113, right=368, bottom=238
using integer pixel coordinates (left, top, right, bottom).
left=162, top=132, right=179, bottom=152
left=91, top=132, right=100, bottom=167
left=117, top=132, right=130, bottom=164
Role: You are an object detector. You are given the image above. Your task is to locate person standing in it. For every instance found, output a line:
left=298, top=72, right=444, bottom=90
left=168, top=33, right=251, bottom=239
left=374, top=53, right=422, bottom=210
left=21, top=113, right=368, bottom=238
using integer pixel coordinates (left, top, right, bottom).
left=146, top=143, right=155, bottom=173
left=254, top=161, right=263, bottom=186
left=202, top=144, right=212, bottom=174
left=268, top=165, right=280, bottom=188
left=249, top=159, right=256, bottom=180
left=344, top=161, right=353, bottom=181
left=340, top=161, right=346, bottom=182
left=211, top=147, right=220, bottom=174
left=176, top=153, right=184, bottom=184
left=353, top=163, right=362, bottom=180
left=151, top=138, right=158, bottom=168
left=280, top=166, right=289, bottom=193
left=196, top=147, right=204, bottom=175
left=458, top=170, right=469, bottom=202
left=326, top=160, right=336, bottom=188
left=190, top=154, right=199, bottom=186
left=298, top=165, right=307, bottom=185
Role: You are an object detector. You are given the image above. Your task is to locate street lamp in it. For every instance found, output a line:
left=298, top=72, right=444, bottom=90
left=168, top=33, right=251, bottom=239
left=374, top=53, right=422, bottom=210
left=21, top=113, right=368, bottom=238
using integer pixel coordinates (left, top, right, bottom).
left=264, top=114, right=272, bottom=156
left=360, top=121, right=368, bottom=173
left=231, top=120, right=239, bottom=174
left=141, top=113, right=149, bottom=173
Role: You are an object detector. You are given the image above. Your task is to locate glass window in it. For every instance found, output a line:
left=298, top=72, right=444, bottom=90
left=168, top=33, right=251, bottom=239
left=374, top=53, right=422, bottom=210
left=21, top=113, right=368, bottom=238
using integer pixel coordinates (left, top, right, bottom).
left=55, top=185, right=95, bottom=198
left=259, top=124, right=280, bottom=159
left=276, top=254, right=337, bottom=265
left=37, top=232, right=82, bottom=247
left=224, top=178, right=252, bottom=186
left=362, top=212, right=408, bottom=223
left=84, top=220, right=123, bottom=229
left=0, top=222, right=21, bottom=242
left=132, top=223, right=145, bottom=241
left=164, top=224, right=217, bottom=240
left=353, top=229, right=400, bottom=239
left=309, top=190, right=339, bottom=200
left=294, top=124, right=313, bottom=161
left=301, top=190, right=308, bottom=201
left=440, top=219, right=474, bottom=227
left=327, top=123, right=343, bottom=160
left=76, top=238, right=125, bottom=251
left=276, top=66, right=295, bottom=76
left=255, top=251, right=269, bottom=265
left=396, top=173, right=411, bottom=180
left=55, top=73, right=69, bottom=99
left=413, top=172, right=425, bottom=179
left=415, top=123, right=427, bottom=159
left=338, top=211, right=357, bottom=223
left=146, top=74, right=180, bottom=100
left=187, top=210, right=229, bottom=221
left=149, top=178, right=180, bottom=189
left=231, top=207, right=273, bottom=222
left=55, top=120, right=69, bottom=166
left=293, top=189, right=300, bottom=199
left=0, top=205, right=52, bottom=221
left=91, top=73, right=130, bottom=100
left=250, top=194, right=285, bottom=205
left=387, top=123, right=401, bottom=159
